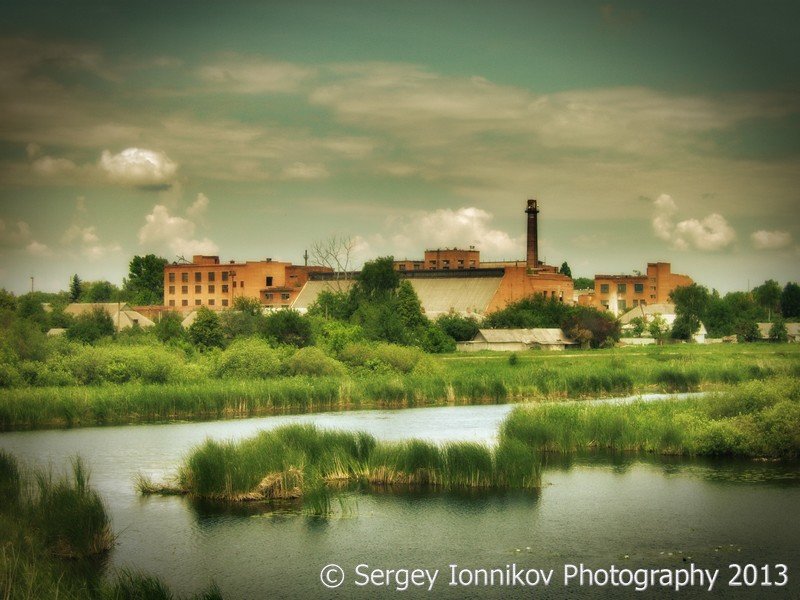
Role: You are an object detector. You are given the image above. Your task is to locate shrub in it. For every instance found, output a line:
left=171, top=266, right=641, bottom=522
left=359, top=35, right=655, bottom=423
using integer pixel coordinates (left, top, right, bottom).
left=260, top=309, right=313, bottom=347
left=338, top=342, right=423, bottom=373
left=213, top=338, right=282, bottom=379
left=189, top=307, right=224, bottom=349
left=285, top=347, right=346, bottom=377
left=66, top=307, right=115, bottom=344
left=420, top=324, right=456, bottom=353
left=435, top=311, right=480, bottom=342
left=154, top=311, right=186, bottom=343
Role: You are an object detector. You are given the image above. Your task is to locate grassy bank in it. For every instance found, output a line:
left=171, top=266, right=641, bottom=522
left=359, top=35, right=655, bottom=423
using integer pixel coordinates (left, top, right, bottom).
left=140, top=424, right=542, bottom=508
left=500, top=377, right=800, bottom=458
left=1, top=343, right=798, bottom=431
left=0, top=451, right=222, bottom=600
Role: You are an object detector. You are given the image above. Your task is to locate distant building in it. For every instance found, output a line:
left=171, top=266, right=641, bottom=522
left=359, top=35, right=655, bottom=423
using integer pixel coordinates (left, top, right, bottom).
left=163, top=255, right=332, bottom=310
left=457, top=328, right=577, bottom=352
left=757, top=322, right=800, bottom=342
left=579, top=262, right=693, bottom=316
left=63, top=302, right=154, bottom=331
left=618, top=302, right=707, bottom=344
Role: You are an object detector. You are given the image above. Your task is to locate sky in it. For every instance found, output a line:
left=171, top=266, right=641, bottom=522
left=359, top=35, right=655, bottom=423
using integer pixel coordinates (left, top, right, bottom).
left=0, top=0, right=798, bottom=295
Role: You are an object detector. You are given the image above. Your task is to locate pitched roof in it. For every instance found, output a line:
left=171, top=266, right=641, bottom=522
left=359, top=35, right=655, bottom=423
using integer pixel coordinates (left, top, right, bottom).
left=618, top=303, right=676, bottom=324
left=64, top=302, right=130, bottom=316
left=475, top=328, right=576, bottom=345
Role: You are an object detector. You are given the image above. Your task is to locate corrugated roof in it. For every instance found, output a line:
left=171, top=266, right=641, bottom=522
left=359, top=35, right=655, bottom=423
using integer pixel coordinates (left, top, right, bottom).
left=618, top=303, right=676, bottom=324
left=64, top=302, right=131, bottom=316
left=475, top=328, right=575, bottom=345
left=291, top=277, right=502, bottom=318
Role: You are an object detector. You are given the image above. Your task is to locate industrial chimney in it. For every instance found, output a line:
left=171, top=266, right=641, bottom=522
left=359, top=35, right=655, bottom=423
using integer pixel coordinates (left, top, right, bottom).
left=525, top=198, right=540, bottom=270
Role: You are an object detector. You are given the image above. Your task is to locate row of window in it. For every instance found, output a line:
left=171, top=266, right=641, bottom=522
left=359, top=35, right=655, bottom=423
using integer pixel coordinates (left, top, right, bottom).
left=264, top=292, right=291, bottom=301
left=168, top=299, right=230, bottom=308
left=599, top=283, right=646, bottom=294
left=168, top=271, right=231, bottom=283
left=168, top=284, right=231, bottom=295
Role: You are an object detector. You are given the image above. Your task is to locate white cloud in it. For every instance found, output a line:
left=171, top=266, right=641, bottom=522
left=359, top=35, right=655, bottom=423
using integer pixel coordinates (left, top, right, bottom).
left=0, top=219, right=31, bottom=247
left=751, top=229, right=792, bottom=250
left=197, top=55, right=315, bottom=93
left=25, top=240, right=51, bottom=257
left=651, top=194, right=736, bottom=251
left=186, top=192, right=209, bottom=218
left=138, top=203, right=218, bottom=258
left=99, top=148, right=178, bottom=189
left=62, top=224, right=99, bottom=245
left=281, top=162, right=329, bottom=180
left=388, top=207, right=521, bottom=259
left=61, top=224, right=121, bottom=260
left=32, top=155, right=78, bottom=176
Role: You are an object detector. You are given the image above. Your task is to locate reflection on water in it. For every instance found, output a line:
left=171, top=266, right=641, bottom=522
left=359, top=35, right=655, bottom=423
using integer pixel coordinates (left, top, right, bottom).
left=1, top=402, right=799, bottom=599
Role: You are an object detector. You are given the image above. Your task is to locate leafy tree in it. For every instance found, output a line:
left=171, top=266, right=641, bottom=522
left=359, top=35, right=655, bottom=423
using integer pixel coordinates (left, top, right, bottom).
left=395, top=280, right=427, bottom=330
left=261, top=309, right=313, bottom=347
left=671, top=313, right=700, bottom=340
left=154, top=311, right=186, bottom=343
left=562, top=305, right=620, bottom=348
left=572, top=277, right=594, bottom=290
left=781, top=282, right=800, bottom=318
left=353, top=256, right=399, bottom=301
left=123, top=254, right=169, bottom=305
left=188, top=307, right=224, bottom=349
left=307, top=289, right=356, bottom=321
left=420, top=324, right=456, bottom=353
left=0, top=289, right=15, bottom=312
left=628, top=316, right=646, bottom=337
left=753, top=279, right=782, bottom=318
left=435, top=311, right=480, bottom=342
left=69, top=275, right=83, bottom=302
left=670, top=284, right=710, bottom=323
left=734, top=319, right=760, bottom=343
left=769, top=318, right=788, bottom=342
left=16, top=294, right=49, bottom=331
left=648, top=314, right=670, bottom=344
left=80, top=280, right=122, bottom=303
left=66, top=307, right=115, bottom=344
left=232, top=296, right=263, bottom=316
left=482, top=294, right=569, bottom=329
left=559, top=262, right=572, bottom=278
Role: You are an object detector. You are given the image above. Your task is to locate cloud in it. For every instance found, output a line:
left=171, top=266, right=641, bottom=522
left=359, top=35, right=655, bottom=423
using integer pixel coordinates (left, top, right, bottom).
left=197, top=55, right=316, bottom=93
left=388, top=207, right=521, bottom=259
left=651, top=194, right=736, bottom=251
left=25, top=240, right=51, bottom=257
left=99, top=148, right=178, bottom=189
left=138, top=203, right=218, bottom=258
left=281, top=162, right=329, bottom=180
left=32, top=155, right=77, bottom=176
left=751, top=229, right=792, bottom=250
left=61, top=224, right=121, bottom=260
left=0, top=219, right=31, bottom=247
left=186, top=192, right=209, bottom=218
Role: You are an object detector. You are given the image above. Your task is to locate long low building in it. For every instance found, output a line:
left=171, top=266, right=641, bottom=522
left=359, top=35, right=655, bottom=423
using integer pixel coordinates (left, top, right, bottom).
left=457, top=328, right=577, bottom=352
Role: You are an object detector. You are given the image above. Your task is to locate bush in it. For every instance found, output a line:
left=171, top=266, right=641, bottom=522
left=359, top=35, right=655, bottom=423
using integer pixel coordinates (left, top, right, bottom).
left=285, top=347, right=346, bottom=377
left=63, top=345, right=179, bottom=385
left=66, top=307, right=116, bottom=344
left=189, top=307, right=224, bottom=349
left=435, top=312, right=480, bottom=342
left=338, top=342, right=423, bottom=373
left=420, top=324, right=456, bottom=353
left=213, top=338, right=283, bottom=379
left=154, top=311, right=186, bottom=343
left=260, top=309, right=313, bottom=347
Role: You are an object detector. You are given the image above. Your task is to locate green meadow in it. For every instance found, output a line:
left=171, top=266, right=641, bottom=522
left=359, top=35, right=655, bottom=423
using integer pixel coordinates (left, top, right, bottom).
left=1, top=342, right=798, bottom=430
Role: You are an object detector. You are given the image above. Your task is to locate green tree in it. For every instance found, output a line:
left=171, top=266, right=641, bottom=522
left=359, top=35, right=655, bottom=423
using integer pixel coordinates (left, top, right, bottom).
left=124, top=254, right=168, bottom=305
left=354, top=256, right=399, bottom=301
left=671, top=313, right=700, bottom=341
left=395, top=280, right=427, bottom=330
left=648, top=314, right=670, bottom=344
left=670, top=284, right=710, bottom=323
left=628, top=316, right=646, bottom=337
left=232, top=295, right=263, bottom=316
left=781, top=282, right=800, bottom=318
left=81, top=280, right=122, bottom=303
left=69, top=275, right=83, bottom=302
left=154, top=311, right=186, bottom=343
left=66, top=307, right=115, bottom=344
left=769, top=318, right=788, bottom=342
left=307, top=289, right=356, bottom=321
left=0, top=289, right=15, bottom=312
left=261, top=309, right=313, bottom=347
left=435, top=311, right=480, bottom=342
left=572, top=277, right=594, bottom=290
left=420, top=324, right=456, bottom=353
left=753, top=279, right=782, bottom=318
left=559, top=262, right=572, bottom=278
left=188, top=307, right=224, bottom=349
left=16, top=294, right=49, bottom=331
left=734, top=319, right=760, bottom=343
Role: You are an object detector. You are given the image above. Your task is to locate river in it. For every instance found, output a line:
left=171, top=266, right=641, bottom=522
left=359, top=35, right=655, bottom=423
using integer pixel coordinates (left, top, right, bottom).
left=1, top=399, right=798, bottom=598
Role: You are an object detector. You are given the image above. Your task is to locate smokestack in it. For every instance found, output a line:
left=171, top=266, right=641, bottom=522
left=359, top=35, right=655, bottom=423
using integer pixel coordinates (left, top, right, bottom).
left=525, top=198, right=539, bottom=270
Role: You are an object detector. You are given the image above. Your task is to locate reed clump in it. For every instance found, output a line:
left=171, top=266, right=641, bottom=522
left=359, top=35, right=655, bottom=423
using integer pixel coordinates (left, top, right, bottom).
left=145, top=424, right=543, bottom=507
left=499, top=376, right=800, bottom=458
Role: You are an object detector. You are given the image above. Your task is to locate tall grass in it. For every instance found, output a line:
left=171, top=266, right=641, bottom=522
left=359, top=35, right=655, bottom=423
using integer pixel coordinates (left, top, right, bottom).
left=145, top=424, right=543, bottom=510
left=499, top=376, right=800, bottom=458
left=1, top=343, right=798, bottom=431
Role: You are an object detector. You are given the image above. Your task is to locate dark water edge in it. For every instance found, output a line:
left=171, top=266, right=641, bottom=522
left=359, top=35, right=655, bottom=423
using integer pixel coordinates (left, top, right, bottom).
left=1, top=403, right=798, bottom=599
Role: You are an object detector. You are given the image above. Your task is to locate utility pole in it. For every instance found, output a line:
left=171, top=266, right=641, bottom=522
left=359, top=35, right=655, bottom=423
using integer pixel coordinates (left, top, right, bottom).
left=303, top=249, right=308, bottom=267
left=30, top=276, right=34, bottom=293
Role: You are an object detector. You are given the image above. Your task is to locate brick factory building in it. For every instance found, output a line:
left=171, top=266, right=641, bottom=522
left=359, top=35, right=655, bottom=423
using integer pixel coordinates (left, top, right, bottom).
left=163, top=255, right=331, bottom=310
left=578, top=262, right=693, bottom=316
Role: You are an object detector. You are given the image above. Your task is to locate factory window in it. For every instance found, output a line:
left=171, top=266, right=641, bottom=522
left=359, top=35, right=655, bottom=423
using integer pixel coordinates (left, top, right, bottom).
left=208, top=285, right=215, bottom=293
left=168, top=286, right=175, bottom=294
left=458, top=260, right=464, bottom=266
left=222, top=285, right=228, bottom=293
left=181, top=273, right=189, bottom=283
left=208, top=299, right=215, bottom=306
left=181, top=299, right=188, bottom=306
left=240, top=282, right=245, bottom=288
left=221, top=271, right=228, bottom=281
left=195, top=272, right=201, bottom=282
left=398, top=264, right=406, bottom=271
left=195, top=299, right=201, bottom=306
left=221, top=299, right=228, bottom=307
left=618, top=283, right=627, bottom=294
left=650, top=295, right=656, bottom=300
left=233, top=281, right=237, bottom=288
left=600, top=284, right=609, bottom=294
left=208, top=272, right=215, bottom=282
left=195, top=285, right=201, bottom=293
left=168, top=273, right=175, bottom=282
left=266, top=276, right=273, bottom=286
left=168, top=300, right=175, bottom=307
left=264, top=293, right=273, bottom=300
left=281, top=293, right=290, bottom=300
left=601, top=300, right=609, bottom=308
left=181, top=286, right=188, bottom=294
left=443, top=260, right=450, bottom=266
left=635, top=283, right=644, bottom=294
left=413, top=263, right=421, bottom=270
left=633, top=299, right=639, bottom=307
